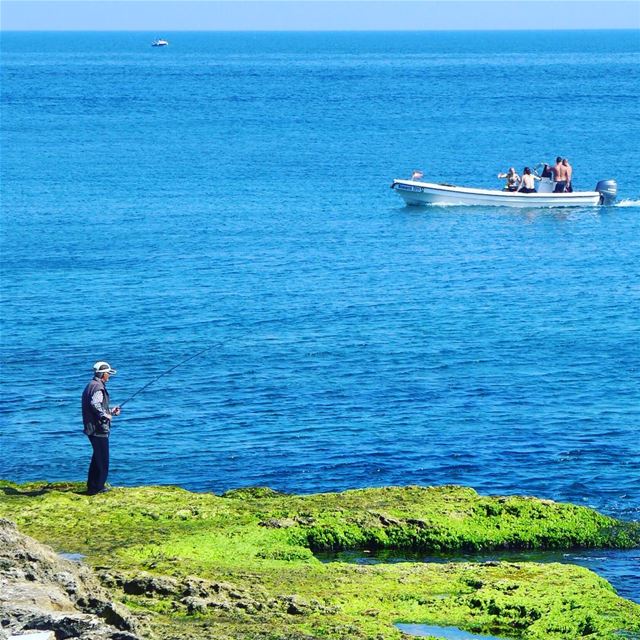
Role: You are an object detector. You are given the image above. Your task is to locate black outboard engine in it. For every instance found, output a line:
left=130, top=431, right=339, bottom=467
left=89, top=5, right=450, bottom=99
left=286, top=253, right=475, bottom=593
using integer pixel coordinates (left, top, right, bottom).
left=595, top=179, right=617, bottom=205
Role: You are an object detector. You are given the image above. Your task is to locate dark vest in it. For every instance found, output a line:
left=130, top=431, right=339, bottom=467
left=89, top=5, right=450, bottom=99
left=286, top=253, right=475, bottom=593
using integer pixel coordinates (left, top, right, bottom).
left=82, top=377, right=111, bottom=437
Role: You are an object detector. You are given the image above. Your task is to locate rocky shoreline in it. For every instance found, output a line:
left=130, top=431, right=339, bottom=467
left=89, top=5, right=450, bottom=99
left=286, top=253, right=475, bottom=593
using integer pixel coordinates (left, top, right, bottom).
left=0, top=519, right=139, bottom=640
left=1, top=481, right=639, bottom=639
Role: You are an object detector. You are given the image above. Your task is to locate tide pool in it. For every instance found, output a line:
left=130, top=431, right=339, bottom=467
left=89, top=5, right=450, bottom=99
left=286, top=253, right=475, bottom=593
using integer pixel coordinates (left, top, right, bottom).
left=397, top=624, right=504, bottom=639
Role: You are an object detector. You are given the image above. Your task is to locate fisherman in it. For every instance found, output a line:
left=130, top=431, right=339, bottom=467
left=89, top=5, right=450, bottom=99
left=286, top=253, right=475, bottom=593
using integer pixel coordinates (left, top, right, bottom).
left=82, top=361, right=121, bottom=495
left=497, top=167, right=520, bottom=191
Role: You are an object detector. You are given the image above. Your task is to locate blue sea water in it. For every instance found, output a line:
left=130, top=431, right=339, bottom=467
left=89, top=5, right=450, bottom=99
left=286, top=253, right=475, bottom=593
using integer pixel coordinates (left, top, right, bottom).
left=1, top=30, right=639, bottom=597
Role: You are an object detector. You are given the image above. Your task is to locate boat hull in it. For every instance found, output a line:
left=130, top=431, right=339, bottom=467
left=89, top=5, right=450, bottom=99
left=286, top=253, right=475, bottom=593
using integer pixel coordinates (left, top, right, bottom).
left=392, top=180, right=602, bottom=208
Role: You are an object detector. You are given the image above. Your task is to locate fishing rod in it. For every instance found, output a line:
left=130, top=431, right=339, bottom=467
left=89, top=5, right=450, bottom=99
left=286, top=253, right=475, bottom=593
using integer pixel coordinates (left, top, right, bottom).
left=118, top=342, right=221, bottom=409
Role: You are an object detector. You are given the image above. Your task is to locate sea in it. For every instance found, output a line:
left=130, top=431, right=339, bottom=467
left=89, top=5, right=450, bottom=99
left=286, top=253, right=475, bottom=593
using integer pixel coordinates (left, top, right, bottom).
left=1, top=30, right=639, bottom=601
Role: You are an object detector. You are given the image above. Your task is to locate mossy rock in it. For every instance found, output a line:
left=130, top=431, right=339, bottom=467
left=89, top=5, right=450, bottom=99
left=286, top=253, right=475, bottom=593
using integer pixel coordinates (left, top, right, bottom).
left=0, top=480, right=638, bottom=639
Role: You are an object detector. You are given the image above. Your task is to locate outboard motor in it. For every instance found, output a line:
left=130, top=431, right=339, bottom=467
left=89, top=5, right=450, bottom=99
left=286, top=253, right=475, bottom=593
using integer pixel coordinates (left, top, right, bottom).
left=595, top=179, right=617, bottom=205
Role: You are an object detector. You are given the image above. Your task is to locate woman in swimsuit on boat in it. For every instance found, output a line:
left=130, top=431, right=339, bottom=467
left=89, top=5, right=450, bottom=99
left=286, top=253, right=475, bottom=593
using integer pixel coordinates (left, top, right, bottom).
left=497, top=167, right=520, bottom=191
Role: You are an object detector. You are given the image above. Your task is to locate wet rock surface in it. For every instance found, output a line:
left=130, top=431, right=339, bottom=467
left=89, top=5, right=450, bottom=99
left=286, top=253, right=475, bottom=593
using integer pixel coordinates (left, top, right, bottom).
left=99, top=569, right=336, bottom=619
left=0, top=519, right=140, bottom=640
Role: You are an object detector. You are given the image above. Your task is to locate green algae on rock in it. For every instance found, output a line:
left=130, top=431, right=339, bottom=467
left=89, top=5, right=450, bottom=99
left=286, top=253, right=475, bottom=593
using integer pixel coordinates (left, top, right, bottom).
left=0, top=481, right=638, bottom=640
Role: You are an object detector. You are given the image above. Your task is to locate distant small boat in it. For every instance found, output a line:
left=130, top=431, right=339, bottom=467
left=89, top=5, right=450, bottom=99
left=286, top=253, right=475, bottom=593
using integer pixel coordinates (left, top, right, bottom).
left=152, top=39, right=169, bottom=47
left=391, top=174, right=617, bottom=208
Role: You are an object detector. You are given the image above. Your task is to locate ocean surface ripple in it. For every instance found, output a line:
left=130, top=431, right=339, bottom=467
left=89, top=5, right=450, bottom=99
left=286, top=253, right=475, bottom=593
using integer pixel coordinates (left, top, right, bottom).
left=1, top=32, right=639, bottom=533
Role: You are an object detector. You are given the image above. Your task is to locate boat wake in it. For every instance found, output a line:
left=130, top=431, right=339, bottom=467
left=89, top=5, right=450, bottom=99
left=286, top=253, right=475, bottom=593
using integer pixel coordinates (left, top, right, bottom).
left=615, top=198, right=640, bottom=207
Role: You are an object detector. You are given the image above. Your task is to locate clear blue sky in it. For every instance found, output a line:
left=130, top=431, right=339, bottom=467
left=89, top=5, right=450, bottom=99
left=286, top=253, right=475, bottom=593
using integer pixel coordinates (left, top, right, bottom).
left=2, top=0, right=639, bottom=31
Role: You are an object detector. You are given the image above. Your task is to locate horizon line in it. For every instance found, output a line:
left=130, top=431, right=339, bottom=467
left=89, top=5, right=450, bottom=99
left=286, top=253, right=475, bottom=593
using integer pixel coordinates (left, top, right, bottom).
left=3, top=27, right=639, bottom=32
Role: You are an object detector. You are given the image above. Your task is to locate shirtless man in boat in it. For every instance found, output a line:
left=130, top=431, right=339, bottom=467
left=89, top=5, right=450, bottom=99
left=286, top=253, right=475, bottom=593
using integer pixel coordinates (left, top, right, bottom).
left=517, top=167, right=540, bottom=193
left=563, top=158, right=573, bottom=192
left=553, top=156, right=569, bottom=192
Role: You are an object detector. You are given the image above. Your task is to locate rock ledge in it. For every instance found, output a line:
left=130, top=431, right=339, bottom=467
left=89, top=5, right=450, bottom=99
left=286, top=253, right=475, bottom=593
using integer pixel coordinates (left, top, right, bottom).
left=0, top=519, right=141, bottom=640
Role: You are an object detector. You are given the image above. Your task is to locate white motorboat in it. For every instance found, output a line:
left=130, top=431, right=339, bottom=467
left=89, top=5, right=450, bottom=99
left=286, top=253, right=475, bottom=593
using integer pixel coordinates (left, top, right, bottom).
left=152, top=39, right=169, bottom=47
left=391, top=175, right=617, bottom=208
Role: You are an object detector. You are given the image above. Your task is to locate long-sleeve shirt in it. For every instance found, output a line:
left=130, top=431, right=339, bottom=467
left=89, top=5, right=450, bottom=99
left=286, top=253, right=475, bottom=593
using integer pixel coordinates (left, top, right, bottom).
left=90, top=389, right=110, bottom=420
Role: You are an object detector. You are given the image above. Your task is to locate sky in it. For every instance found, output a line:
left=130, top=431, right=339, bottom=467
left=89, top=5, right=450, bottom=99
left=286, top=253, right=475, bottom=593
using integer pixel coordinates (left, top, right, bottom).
left=1, top=0, right=639, bottom=31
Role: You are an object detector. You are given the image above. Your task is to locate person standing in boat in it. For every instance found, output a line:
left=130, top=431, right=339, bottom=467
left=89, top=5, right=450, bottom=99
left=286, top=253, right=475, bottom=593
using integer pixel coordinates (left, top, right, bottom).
left=497, top=167, right=520, bottom=191
left=82, top=361, right=121, bottom=495
left=552, top=156, right=569, bottom=192
left=563, top=158, right=573, bottom=192
left=517, top=167, right=540, bottom=193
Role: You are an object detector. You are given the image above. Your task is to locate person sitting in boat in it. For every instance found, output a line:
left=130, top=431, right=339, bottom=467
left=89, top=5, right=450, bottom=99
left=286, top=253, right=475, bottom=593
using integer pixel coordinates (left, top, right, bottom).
left=516, top=167, right=540, bottom=193
left=497, top=167, right=520, bottom=191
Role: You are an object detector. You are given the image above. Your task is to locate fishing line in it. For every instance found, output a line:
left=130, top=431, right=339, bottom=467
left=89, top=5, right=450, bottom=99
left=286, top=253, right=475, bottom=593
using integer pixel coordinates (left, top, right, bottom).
left=115, top=315, right=287, bottom=409
left=118, top=342, right=222, bottom=409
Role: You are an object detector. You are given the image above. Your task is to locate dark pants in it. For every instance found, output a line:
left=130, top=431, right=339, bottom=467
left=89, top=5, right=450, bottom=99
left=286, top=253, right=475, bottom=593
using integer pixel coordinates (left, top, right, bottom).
left=87, top=435, right=109, bottom=494
left=554, top=181, right=567, bottom=193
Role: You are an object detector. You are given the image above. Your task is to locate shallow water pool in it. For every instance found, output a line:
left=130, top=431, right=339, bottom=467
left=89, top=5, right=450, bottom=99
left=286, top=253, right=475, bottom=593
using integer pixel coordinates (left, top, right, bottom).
left=396, top=623, right=504, bottom=639
left=319, top=547, right=640, bottom=603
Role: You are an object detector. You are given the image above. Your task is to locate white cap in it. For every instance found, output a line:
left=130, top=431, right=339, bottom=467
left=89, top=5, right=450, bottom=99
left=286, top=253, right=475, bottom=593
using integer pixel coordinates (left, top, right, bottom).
left=93, top=361, right=117, bottom=375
